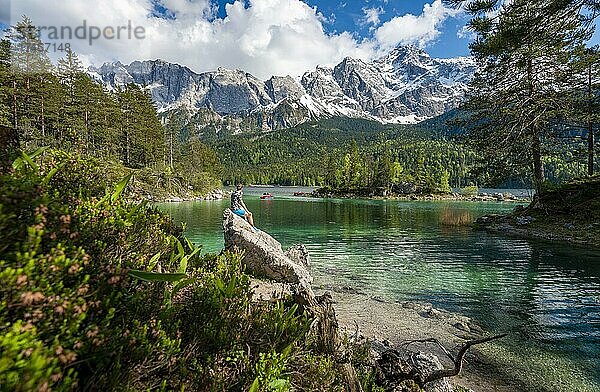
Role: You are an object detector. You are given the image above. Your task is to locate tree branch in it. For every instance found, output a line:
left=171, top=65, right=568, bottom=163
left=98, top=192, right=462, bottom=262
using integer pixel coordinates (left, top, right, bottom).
left=420, top=333, right=507, bottom=386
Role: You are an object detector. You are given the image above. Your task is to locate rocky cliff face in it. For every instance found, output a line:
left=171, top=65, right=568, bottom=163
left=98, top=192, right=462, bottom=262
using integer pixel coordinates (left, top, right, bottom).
left=89, top=45, right=475, bottom=132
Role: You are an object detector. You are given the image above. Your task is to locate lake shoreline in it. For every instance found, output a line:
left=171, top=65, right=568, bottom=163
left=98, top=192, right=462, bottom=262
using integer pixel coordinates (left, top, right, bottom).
left=322, top=289, right=525, bottom=392
left=144, top=188, right=231, bottom=203
left=475, top=178, right=600, bottom=249
left=476, top=216, right=600, bottom=249
left=160, top=191, right=600, bottom=391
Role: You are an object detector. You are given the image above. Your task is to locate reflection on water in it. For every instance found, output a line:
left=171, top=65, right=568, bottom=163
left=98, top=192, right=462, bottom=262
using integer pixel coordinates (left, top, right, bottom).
left=439, top=207, right=473, bottom=227
left=157, top=194, right=600, bottom=392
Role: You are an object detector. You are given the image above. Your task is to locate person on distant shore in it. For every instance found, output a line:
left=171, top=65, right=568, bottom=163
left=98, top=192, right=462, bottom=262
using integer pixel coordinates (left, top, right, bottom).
left=231, top=184, right=257, bottom=230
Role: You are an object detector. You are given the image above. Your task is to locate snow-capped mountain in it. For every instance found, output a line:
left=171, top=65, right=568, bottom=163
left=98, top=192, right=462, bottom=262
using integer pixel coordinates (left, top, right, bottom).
left=89, top=45, right=475, bottom=131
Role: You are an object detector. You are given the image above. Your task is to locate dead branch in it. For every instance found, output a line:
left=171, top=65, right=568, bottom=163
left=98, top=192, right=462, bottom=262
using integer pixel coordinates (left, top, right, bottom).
left=420, top=333, right=507, bottom=386
left=352, top=320, right=360, bottom=342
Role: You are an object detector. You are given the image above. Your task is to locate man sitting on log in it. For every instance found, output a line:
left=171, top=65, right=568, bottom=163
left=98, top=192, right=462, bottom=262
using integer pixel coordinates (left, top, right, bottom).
left=231, top=184, right=258, bottom=231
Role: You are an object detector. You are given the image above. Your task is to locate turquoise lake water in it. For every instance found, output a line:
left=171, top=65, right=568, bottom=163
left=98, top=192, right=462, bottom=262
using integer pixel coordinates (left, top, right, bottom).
left=157, top=187, right=600, bottom=391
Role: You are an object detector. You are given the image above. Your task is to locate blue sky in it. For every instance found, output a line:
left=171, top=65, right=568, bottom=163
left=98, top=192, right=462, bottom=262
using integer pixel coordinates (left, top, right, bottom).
left=305, top=0, right=472, bottom=57
left=208, top=0, right=599, bottom=58
left=209, top=0, right=474, bottom=58
left=2, top=0, right=599, bottom=78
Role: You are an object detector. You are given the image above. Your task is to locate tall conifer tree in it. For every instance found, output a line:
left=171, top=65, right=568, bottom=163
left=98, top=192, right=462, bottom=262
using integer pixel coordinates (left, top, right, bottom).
left=446, top=0, right=598, bottom=193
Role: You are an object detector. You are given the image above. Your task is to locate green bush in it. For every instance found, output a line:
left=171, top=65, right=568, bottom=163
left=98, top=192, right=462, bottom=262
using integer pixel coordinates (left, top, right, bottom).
left=459, top=185, right=479, bottom=197
left=0, top=152, right=183, bottom=390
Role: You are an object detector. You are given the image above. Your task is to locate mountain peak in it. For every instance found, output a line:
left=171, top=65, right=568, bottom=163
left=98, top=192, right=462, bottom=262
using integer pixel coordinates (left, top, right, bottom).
left=378, top=44, right=432, bottom=68
left=90, top=45, right=474, bottom=130
left=338, top=56, right=367, bottom=67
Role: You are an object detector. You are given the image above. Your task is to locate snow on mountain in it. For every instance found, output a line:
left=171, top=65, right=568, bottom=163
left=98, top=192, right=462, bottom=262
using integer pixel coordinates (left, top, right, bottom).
left=88, top=44, right=475, bottom=131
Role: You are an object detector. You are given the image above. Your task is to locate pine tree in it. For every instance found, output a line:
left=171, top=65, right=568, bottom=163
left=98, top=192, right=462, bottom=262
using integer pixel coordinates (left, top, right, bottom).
left=585, top=47, right=600, bottom=176
left=0, top=40, right=13, bottom=128
left=323, top=152, right=341, bottom=188
left=375, top=150, right=393, bottom=190
left=7, top=16, right=51, bottom=75
left=57, top=47, right=83, bottom=96
left=567, top=46, right=600, bottom=175
left=347, top=140, right=364, bottom=188
left=57, top=48, right=92, bottom=150
left=448, top=0, right=598, bottom=193
left=117, top=84, right=163, bottom=168
left=389, top=161, right=406, bottom=190
left=85, top=78, right=122, bottom=157
left=164, top=110, right=187, bottom=169
left=6, top=15, right=56, bottom=148
left=0, top=39, right=18, bottom=172
left=583, top=48, right=600, bottom=175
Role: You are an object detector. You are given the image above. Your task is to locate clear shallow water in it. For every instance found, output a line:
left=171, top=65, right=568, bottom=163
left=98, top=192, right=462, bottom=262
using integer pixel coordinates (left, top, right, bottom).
left=157, top=188, right=600, bottom=391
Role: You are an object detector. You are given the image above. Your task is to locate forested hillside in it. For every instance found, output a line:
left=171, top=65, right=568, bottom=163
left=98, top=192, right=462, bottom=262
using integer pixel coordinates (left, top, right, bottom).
left=207, top=118, right=476, bottom=191
left=204, top=115, right=595, bottom=191
left=0, top=16, right=221, bottom=198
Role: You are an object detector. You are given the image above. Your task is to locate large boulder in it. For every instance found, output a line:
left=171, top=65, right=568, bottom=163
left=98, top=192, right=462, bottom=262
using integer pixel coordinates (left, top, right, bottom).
left=223, top=209, right=312, bottom=289
left=223, top=209, right=364, bottom=391
left=284, top=244, right=311, bottom=270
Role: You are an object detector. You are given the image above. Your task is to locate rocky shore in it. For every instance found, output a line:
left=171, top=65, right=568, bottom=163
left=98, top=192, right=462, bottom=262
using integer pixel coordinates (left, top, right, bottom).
left=156, top=188, right=230, bottom=203
left=328, top=292, right=524, bottom=392
left=222, top=208, right=511, bottom=392
left=475, top=178, right=600, bottom=248
left=476, top=212, right=600, bottom=248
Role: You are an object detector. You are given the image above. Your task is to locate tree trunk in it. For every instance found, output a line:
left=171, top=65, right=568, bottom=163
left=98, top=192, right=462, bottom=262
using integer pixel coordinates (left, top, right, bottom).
left=588, top=64, right=594, bottom=176
left=589, top=121, right=595, bottom=176
left=293, top=288, right=364, bottom=392
left=40, top=87, right=45, bottom=138
left=126, top=131, right=130, bottom=166
left=169, top=131, right=173, bottom=169
left=12, top=80, right=17, bottom=130
left=532, top=128, right=544, bottom=194
left=527, top=57, right=544, bottom=194
left=163, top=127, right=167, bottom=167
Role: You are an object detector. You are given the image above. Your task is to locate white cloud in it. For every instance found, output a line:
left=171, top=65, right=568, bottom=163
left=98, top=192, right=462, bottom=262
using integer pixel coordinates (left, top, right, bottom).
left=362, top=7, right=384, bottom=27
left=7, top=0, right=459, bottom=79
left=156, top=0, right=216, bottom=19
left=374, top=0, right=458, bottom=50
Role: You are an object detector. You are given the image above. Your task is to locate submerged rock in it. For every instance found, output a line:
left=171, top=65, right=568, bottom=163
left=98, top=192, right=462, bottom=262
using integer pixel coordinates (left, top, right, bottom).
left=374, top=347, right=453, bottom=392
left=475, top=214, right=500, bottom=225
left=223, top=209, right=312, bottom=289
left=515, top=215, right=535, bottom=226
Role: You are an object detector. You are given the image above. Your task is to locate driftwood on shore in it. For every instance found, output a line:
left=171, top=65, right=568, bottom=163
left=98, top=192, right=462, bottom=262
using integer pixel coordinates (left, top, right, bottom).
left=401, top=334, right=508, bottom=387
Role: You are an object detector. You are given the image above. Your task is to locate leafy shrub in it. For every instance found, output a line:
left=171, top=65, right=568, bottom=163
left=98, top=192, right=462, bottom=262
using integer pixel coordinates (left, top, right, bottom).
left=459, top=185, right=479, bottom=197
left=249, top=349, right=292, bottom=392
left=0, top=152, right=183, bottom=390
left=1, top=150, right=378, bottom=391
